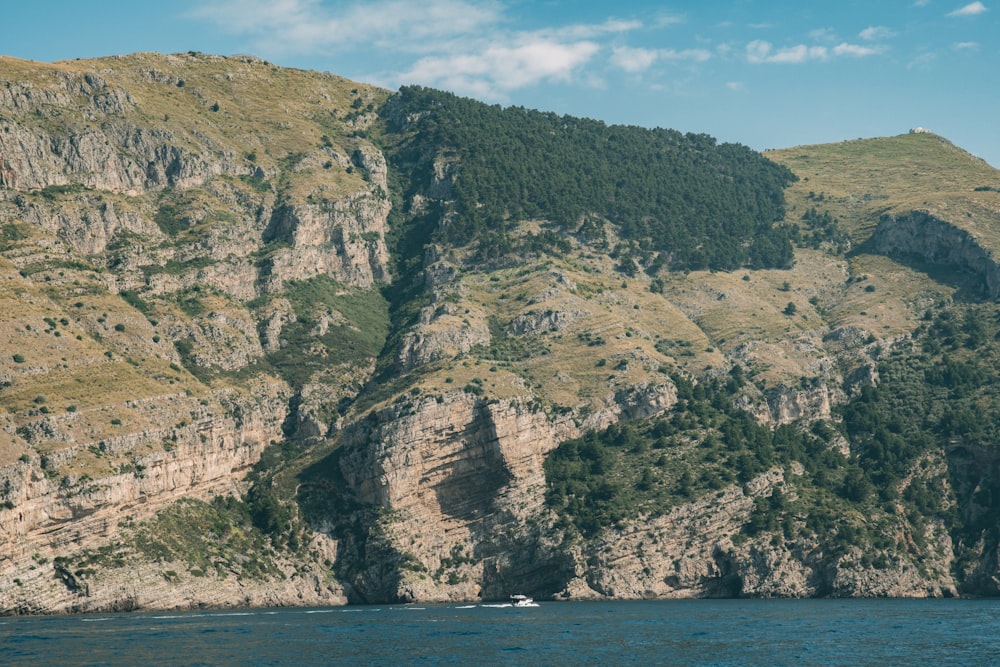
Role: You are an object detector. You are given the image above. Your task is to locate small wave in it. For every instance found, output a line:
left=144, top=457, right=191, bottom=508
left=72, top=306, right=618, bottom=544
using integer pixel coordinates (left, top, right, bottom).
left=209, top=612, right=256, bottom=617
left=80, top=618, right=115, bottom=623
left=481, top=604, right=513, bottom=608
left=455, top=605, right=477, bottom=609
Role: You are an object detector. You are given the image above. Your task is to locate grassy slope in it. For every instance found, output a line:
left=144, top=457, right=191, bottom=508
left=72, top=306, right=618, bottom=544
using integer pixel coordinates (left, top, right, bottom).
left=769, top=132, right=1000, bottom=243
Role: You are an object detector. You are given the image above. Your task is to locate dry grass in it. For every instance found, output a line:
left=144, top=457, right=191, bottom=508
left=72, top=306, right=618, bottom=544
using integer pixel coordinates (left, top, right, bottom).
left=769, top=132, right=1000, bottom=243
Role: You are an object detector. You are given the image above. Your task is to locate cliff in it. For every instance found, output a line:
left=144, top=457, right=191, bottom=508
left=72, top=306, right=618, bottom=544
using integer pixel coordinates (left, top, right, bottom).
left=872, top=208, right=1000, bottom=299
left=0, top=53, right=391, bottom=612
left=2, top=54, right=1000, bottom=614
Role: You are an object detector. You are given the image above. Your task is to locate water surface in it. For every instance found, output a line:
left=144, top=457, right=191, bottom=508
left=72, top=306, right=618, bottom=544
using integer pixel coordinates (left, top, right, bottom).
left=2, top=599, right=997, bottom=666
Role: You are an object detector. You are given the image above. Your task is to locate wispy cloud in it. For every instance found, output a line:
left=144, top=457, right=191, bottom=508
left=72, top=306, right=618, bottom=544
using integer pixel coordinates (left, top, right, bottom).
left=859, top=26, right=896, bottom=41
left=189, top=0, right=503, bottom=54
left=833, top=43, right=887, bottom=57
left=907, top=52, right=937, bottom=68
left=948, top=2, right=989, bottom=16
left=954, top=41, right=981, bottom=49
left=610, top=46, right=659, bottom=73
left=746, top=40, right=827, bottom=64
left=747, top=38, right=885, bottom=64
left=610, top=45, right=711, bottom=74
left=401, top=39, right=602, bottom=99
left=538, top=18, right=642, bottom=41
left=189, top=0, right=653, bottom=99
left=808, top=27, right=838, bottom=42
left=652, top=13, right=685, bottom=28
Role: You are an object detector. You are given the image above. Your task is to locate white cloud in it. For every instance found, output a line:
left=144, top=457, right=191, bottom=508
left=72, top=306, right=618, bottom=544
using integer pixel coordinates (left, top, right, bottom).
left=808, top=28, right=838, bottom=42
left=907, top=52, right=937, bottom=68
left=725, top=81, right=747, bottom=92
left=662, top=48, right=712, bottom=62
left=652, top=13, right=685, bottom=28
left=954, top=41, right=981, bottom=49
left=401, top=39, right=601, bottom=100
left=747, top=38, right=886, bottom=64
left=611, top=46, right=659, bottom=73
left=541, top=18, right=643, bottom=41
left=833, top=42, right=886, bottom=57
left=860, top=26, right=896, bottom=41
left=746, top=40, right=828, bottom=64
left=948, top=2, right=988, bottom=16
left=190, top=0, right=656, bottom=99
left=189, top=0, right=504, bottom=54
left=609, top=45, right=711, bottom=73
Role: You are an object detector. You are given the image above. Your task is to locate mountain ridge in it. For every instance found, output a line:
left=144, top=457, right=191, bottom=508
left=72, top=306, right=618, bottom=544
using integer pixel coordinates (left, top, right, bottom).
left=2, top=53, right=1000, bottom=613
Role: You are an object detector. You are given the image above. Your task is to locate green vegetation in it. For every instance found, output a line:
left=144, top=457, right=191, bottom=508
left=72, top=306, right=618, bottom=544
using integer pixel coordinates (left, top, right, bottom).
left=261, top=276, right=390, bottom=388
left=383, top=86, right=797, bottom=271
left=545, top=373, right=849, bottom=538
left=132, top=497, right=284, bottom=580
left=544, top=301, right=1000, bottom=574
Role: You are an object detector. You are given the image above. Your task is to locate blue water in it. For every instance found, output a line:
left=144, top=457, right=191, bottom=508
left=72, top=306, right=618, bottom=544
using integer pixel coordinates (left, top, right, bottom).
left=1, top=599, right=998, bottom=666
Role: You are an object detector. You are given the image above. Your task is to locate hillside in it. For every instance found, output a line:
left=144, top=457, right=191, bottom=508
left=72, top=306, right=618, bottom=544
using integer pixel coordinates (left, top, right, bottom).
left=2, top=53, right=1000, bottom=613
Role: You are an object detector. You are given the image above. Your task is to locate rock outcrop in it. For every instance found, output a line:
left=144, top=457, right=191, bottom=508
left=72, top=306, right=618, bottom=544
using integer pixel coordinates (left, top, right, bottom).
left=334, top=392, right=576, bottom=601
left=0, top=382, right=299, bottom=613
left=872, top=210, right=1000, bottom=299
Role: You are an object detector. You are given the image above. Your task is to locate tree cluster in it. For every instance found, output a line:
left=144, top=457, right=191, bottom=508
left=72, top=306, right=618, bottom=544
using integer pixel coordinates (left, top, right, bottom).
left=385, top=86, right=798, bottom=271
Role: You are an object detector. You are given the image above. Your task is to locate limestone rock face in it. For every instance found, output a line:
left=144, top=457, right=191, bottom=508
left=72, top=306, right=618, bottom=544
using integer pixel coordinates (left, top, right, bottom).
left=765, top=383, right=834, bottom=424
left=261, top=194, right=391, bottom=292
left=560, top=467, right=958, bottom=601
left=0, top=55, right=392, bottom=296
left=872, top=210, right=1000, bottom=298
left=335, top=392, right=575, bottom=601
left=332, top=380, right=680, bottom=603
left=0, top=383, right=297, bottom=613
left=0, top=54, right=393, bottom=613
left=0, top=106, right=237, bottom=197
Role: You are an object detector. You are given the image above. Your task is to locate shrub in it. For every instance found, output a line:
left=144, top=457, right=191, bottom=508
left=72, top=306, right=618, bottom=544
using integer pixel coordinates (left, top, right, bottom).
left=12, top=354, right=25, bottom=363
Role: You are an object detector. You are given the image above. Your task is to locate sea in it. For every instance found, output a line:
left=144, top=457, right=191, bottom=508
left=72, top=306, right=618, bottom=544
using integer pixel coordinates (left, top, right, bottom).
left=1, top=598, right=997, bottom=666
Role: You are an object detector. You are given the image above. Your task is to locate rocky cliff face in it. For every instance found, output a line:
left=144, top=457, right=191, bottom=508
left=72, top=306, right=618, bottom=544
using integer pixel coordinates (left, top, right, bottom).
left=0, top=381, right=311, bottom=613
left=331, top=387, right=672, bottom=602
left=3, top=55, right=1000, bottom=614
left=872, top=209, right=1000, bottom=299
left=0, top=54, right=392, bottom=613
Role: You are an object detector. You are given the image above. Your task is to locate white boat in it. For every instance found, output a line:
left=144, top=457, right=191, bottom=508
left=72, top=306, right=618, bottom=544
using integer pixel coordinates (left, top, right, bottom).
left=509, top=594, right=538, bottom=608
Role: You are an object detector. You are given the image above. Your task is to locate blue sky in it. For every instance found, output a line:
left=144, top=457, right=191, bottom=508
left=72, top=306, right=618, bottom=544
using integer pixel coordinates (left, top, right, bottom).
left=4, top=1, right=999, bottom=166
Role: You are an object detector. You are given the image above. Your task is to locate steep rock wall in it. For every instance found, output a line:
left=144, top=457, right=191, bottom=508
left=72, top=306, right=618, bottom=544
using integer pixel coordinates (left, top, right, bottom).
left=0, top=383, right=292, bottom=613
left=872, top=210, right=1000, bottom=299
left=333, top=382, right=677, bottom=602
